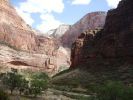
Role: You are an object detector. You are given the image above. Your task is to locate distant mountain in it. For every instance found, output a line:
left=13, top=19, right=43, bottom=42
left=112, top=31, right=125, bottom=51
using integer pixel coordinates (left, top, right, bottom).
left=61, top=12, right=106, bottom=47
left=47, top=24, right=71, bottom=39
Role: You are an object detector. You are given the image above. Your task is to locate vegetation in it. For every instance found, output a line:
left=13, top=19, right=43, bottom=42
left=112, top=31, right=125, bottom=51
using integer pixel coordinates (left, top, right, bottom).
left=18, top=77, right=29, bottom=95
left=0, top=68, right=49, bottom=98
left=88, top=81, right=133, bottom=100
left=0, top=89, right=9, bottom=100
left=28, top=72, right=49, bottom=97
left=2, top=68, right=24, bottom=94
left=0, top=69, right=133, bottom=100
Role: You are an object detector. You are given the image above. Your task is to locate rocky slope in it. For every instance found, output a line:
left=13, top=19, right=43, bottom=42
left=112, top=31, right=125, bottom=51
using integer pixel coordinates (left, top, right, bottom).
left=0, top=0, right=70, bottom=75
left=61, top=12, right=106, bottom=47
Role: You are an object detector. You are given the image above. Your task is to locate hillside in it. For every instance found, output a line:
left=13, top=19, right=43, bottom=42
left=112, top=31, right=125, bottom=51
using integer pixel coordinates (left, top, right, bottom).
left=52, top=0, right=133, bottom=87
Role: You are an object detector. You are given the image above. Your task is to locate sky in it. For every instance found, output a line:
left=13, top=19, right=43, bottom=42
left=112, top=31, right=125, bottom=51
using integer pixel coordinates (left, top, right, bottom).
left=10, top=0, right=121, bottom=33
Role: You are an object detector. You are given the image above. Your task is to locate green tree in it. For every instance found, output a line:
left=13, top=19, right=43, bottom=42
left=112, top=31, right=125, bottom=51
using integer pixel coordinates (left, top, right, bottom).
left=29, top=72, right=49, bottom=97
left=1, top=69, right=28, bottom=95
left=2, top=72, right=18, bottom=94
left=18, top=78, right=29, bottom=95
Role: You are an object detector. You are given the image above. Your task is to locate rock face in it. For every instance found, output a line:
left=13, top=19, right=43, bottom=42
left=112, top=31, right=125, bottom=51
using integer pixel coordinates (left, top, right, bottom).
left=96, top=0, right=133, bottom=58
left=0, top=44, right=57, bottom=74
left=0, top=0, right=38, bottom=51
left=47, top=24, right=71, bottom=39
left=61, top=12, right=106, bottom=48
left=71, top=28, right=101, bottom=67
left=37, top=36, right=58, bottom=55
left=71, top=0, right=133, bottom=68
left=0, top=0, right=70, bottom=75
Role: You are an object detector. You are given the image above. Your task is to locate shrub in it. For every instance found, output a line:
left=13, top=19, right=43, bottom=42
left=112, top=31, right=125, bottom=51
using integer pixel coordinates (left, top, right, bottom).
left=92, top=81, right=133, bottom=100
left=28, top=72, right=49, bottom=97
left=1, top=68, right=29, bottom=95
left=0, top=89, right=9, bottom=100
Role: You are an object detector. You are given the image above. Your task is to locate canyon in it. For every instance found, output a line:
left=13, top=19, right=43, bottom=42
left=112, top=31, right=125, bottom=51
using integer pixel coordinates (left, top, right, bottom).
left=0, top=0, right=133, bottom=99
left=53, top=0, right=133, bottom=87
left=0, top=0, right=106, bottom=75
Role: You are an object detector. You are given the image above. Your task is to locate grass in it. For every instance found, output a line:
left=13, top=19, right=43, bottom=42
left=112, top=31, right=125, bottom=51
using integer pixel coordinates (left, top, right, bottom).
left=52, top=59, right=133, bottom=88
left=0, top=89, right=9, bottom=100
left=90, top=81, right=133, bottom=100
left=62, top=92, right=90, bottom=100
left=9, top=94, right=45, bottom=100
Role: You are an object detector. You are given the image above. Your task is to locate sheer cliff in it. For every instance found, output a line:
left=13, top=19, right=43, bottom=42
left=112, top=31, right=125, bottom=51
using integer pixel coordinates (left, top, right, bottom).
left=71, top=0, right=133, bottom=67
left=0, top=0, right=70, bottom=75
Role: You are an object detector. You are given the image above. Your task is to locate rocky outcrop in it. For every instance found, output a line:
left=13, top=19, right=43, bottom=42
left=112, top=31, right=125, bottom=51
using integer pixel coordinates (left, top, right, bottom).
left=61, top=12, right=106, bottom=48
left=71, top=28, right=101, bottom=67
left=71, top=0, right=133, bottom=68
left=0, top=44, right=57, bottom=75
left=37, top=36, right=58, bottom=55
left=48, top=24, right=71, bottom=40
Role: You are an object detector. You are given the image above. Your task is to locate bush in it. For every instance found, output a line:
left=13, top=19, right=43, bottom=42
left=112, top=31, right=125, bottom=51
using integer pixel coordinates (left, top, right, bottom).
left=0, top=89, right=9, bottom=100
left=1, top=70, right=49, bottom=97
left=1, top=68, right=29, bottom=95
left=28, top=72, right=49, bottom=97
left=2, top=69, right=27, bottom=94
left=91, top=81, right=133, bottom=100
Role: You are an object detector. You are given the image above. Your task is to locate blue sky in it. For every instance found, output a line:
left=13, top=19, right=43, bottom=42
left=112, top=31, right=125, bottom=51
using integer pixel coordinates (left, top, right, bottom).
left=10, top=0, right=121, bottom=33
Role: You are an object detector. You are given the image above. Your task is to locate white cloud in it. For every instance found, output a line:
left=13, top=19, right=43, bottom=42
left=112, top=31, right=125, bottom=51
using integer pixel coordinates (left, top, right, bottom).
left=15, top=0, right=64, bottom=33
left=15, top=7, right=34, bottom=26
left=37, top=14, right=63, bottom=33
left=18, top=0, right=64, bottom=14
left=106, top=0, right=121, bottom=8
left=71, top=0, right=91, bottom=5
left=71, top=0, right=121, bottom=7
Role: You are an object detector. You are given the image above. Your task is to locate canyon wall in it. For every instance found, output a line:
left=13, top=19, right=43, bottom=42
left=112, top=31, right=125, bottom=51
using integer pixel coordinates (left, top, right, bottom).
left=0, top=0, right=70, bottom=75
left=71, top=0, right=133, bottom=68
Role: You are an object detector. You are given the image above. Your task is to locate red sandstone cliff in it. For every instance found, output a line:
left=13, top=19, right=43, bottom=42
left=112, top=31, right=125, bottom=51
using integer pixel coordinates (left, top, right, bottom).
left=0, top=0, right=70, bottom=75
left=71, top=0, right=133, bottom=68
left=61, top=12, right=106, bottom=48
left=0, top=0, right=38, bottom=51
